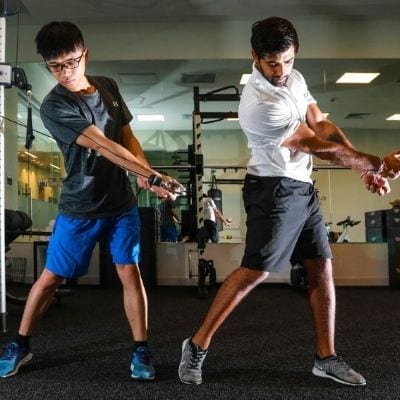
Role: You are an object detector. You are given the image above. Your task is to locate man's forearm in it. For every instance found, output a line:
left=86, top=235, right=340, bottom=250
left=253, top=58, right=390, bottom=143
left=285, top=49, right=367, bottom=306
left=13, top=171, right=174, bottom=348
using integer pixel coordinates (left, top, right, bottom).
left=312, top=144, right=382, bottom=172
left=312, top=120, right=355, bottom=149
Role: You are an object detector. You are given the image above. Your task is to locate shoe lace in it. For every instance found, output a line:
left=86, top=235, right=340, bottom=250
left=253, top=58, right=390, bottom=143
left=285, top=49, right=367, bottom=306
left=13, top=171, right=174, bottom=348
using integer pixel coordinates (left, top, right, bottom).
left=135, top=347, right=152, bottom=365
left=329, top=354, right=352, bottom=372
left=189, top=347, right=207, bottom=369
left=0, top=343, right=18, bottom=361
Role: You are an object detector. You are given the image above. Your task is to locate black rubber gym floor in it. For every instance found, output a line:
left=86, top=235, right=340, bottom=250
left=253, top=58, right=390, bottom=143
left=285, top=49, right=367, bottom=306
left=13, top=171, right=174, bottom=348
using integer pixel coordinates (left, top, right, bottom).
left=0, top=284, right=399, bottom=399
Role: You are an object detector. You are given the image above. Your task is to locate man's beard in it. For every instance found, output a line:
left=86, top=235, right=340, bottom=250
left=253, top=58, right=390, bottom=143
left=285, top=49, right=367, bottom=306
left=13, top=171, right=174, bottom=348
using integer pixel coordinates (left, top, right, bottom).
left=268, top=76, right=289, bottom=87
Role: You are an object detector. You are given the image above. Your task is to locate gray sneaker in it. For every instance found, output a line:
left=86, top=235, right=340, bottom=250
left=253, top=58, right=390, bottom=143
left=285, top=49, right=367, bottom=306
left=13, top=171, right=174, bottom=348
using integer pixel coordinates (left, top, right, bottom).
left=178, top=337, right=208, bottom=385
left=312, top=354, right=366, bottom=386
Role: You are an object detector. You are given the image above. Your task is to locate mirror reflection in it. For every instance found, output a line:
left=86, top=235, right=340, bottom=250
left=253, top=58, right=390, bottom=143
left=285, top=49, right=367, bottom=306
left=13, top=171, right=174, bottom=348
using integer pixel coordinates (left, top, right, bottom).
left=8, top=58, right=400, bottom=244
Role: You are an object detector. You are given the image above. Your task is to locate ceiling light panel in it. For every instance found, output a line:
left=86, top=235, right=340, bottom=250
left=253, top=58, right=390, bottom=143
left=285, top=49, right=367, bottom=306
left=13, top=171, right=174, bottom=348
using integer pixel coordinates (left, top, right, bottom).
left=336, top=72, right=379, bottom=84
left=136, top=114, right=165, bottom=122
left=386, top=114, right=400, bottom=121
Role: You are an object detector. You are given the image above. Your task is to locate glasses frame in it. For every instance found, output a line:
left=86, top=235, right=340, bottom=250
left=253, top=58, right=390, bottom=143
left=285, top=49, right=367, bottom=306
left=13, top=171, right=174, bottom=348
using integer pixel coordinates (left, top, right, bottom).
left=45, top=49, right=86, bottom=73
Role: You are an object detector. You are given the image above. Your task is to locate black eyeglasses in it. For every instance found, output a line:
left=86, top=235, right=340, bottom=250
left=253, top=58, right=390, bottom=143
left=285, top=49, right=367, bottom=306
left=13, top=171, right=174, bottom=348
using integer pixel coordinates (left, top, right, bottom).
left=46, top=50, right=86, bottom=73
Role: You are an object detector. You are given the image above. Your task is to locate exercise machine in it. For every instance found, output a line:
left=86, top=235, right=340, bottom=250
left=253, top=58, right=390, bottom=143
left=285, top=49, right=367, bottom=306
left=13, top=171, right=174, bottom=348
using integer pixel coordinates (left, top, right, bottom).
left=336, top=216, right=360, bottom=243
left=0, top=6, right=34, bottom=331
left=190, top=85, right=240, bottom=297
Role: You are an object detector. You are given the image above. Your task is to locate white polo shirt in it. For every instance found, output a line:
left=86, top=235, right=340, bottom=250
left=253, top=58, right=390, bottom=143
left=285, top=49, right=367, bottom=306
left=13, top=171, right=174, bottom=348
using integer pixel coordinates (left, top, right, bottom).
left=238, top=64, right=316, bottom=183
left=203, top=197, right=217, bottom=222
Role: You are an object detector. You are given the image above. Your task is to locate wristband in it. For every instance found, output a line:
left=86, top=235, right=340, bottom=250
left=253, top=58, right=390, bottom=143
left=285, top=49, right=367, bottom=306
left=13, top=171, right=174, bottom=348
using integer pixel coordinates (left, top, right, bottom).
left=148, top=174, right=162, bottom=187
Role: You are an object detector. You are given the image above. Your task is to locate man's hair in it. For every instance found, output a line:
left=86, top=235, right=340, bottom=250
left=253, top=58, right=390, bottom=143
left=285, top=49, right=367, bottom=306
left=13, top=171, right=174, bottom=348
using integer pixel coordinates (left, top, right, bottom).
left=35, top=21, right=85, bottom=60
left=251, top=17, right=299, bottom=58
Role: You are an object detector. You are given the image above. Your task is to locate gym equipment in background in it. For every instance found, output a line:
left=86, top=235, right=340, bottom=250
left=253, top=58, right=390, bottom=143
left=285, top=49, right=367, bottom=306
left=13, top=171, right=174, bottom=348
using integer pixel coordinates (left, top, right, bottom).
left=191, top=85, right=240, bottom=297
left=336, top=216, right=360, bottom=243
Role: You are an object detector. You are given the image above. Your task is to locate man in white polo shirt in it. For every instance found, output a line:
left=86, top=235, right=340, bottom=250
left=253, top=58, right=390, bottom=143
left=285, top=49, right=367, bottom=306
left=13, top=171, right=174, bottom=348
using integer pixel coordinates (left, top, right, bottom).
left=179, top=16, right=400, bottom=386
left=202, top=196, right=231, bottom=243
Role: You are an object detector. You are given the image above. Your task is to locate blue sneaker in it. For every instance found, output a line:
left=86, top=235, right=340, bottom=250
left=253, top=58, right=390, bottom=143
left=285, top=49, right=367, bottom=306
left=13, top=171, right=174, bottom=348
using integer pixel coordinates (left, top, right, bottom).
left=0, top=342, right=33, bottom=378
left=130, top=346, right=155, bottom=380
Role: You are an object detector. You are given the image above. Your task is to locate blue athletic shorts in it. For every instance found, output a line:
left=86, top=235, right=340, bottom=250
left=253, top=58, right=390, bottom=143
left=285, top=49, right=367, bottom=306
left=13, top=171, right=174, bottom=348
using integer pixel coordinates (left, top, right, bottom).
left=241, top=175, right=332, bottom=272
left=45, top=207, right=141, bottom=278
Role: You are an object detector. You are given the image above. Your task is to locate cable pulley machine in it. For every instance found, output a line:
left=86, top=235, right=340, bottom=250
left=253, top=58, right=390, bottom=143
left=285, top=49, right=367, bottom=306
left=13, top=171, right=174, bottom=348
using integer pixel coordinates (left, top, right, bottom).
left=0, top=6, right=33, bottom=331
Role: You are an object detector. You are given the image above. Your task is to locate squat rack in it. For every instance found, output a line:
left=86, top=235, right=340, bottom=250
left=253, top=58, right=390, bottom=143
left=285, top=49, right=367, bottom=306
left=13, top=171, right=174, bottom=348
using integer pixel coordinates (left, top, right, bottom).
left=190, top=85, right=240, bottom=296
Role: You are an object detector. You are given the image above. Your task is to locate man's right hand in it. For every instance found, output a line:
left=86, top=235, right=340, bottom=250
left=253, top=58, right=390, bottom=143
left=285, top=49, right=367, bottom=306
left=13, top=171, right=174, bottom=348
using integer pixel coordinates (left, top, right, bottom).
left=148, top=174, right=186, bottom=200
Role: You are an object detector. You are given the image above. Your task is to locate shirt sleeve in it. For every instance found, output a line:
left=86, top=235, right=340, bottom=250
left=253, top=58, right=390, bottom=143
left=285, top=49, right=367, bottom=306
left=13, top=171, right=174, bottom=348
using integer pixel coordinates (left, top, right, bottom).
left=240, top=100, right=301, bottom=147
left=40, top=94, right=92, bottom=146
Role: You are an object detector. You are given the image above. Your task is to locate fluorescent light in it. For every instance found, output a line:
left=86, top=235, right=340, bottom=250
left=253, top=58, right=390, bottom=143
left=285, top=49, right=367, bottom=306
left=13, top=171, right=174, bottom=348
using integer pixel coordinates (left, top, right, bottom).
left=322, top=112, right=330, bottom=118
left=50, top=163, right=61, bottom=170
left=136, top=114, right=165, bottom=122
left=336, top=73, right=379, bottom=84
left=24, top=151, right=38, bottom=159
left=386, top=114, right=400, bottom=121
left=240, top=74, right=251, bottom=85
left=226, top=117, right=239, bottom=121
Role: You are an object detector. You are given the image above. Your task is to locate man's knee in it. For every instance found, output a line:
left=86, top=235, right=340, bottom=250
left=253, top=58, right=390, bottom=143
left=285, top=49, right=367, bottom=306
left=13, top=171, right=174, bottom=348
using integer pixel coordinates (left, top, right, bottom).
left=303, top=258, right=333, bottom=287
left=234, top=266, right=269, bottom=286
left=34, top=268, right=64, bottom=293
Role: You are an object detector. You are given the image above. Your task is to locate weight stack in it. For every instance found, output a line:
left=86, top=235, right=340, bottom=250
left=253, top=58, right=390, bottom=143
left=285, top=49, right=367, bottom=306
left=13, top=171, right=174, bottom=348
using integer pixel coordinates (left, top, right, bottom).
left=365, top=210, right=388, bottom=243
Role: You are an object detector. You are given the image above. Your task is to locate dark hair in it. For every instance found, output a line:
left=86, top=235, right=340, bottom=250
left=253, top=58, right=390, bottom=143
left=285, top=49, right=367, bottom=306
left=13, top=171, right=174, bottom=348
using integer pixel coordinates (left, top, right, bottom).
left=35, top=21, right=85, bottom=60
left=251, top=17, right=299, bottom=58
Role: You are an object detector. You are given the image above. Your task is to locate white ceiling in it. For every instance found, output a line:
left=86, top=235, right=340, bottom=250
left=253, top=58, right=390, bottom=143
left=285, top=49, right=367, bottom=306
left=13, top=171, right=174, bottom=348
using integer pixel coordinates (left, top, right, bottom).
left=8, top=0, right=400, bottom=152
left=14, top=0, right=400, bottom=23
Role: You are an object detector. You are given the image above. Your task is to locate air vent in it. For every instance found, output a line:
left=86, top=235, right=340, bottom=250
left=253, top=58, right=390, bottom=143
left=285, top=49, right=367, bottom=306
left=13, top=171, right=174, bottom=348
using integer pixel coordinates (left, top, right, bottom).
left=182, top=113, right=193, bottom=120
left=344, top=113, right=372, bottom=119
left=181, top=73, right=216, bottom=84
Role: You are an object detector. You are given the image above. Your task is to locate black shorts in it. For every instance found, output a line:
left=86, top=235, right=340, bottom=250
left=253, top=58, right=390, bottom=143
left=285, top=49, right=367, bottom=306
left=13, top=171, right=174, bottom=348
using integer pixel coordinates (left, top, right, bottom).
left=240, top=175, right=332, bottom=272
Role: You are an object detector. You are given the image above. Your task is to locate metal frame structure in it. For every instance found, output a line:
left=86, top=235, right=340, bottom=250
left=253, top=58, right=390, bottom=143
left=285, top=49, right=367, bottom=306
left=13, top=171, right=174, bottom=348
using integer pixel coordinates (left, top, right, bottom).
left=0, top=16, right=7, bottom=332
left=191, top=85, right=240, bottom=296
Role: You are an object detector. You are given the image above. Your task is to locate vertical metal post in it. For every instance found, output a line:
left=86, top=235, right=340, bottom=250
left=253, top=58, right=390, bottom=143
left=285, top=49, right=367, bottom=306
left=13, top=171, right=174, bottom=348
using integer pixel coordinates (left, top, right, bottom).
left=192, top=86, right=207, bottom=296
left=192, top=87, right=204, bottom=251
left=0, top=17, right=7, bottom=332
left=193, top=112, right=204, bottom=252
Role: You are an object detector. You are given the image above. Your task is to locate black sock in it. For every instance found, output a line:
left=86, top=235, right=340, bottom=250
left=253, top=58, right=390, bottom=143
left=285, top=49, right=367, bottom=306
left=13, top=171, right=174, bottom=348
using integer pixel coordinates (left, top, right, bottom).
left=316, top=353, right=336, bottom=360
left=189, top=338, right=206, bottom=352
left=134, top=341, right=148, bottom=350
left=15, top=333, right=30, bottom=348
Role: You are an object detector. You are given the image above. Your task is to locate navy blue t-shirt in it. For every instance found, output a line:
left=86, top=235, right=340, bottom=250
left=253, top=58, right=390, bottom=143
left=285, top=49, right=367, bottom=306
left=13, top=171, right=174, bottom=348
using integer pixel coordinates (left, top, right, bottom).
left=40, top=76, right=137, bottom=218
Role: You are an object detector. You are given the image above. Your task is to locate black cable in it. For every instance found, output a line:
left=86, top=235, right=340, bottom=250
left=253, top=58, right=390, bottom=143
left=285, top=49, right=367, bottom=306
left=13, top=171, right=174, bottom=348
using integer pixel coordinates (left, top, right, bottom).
left=30, top=109, right=153, bottom=181
left=0, top=115, right=51, bottom=139
left=80, top=132, right=151, bottom=180
left=3, top=114, right=149, bottom=179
